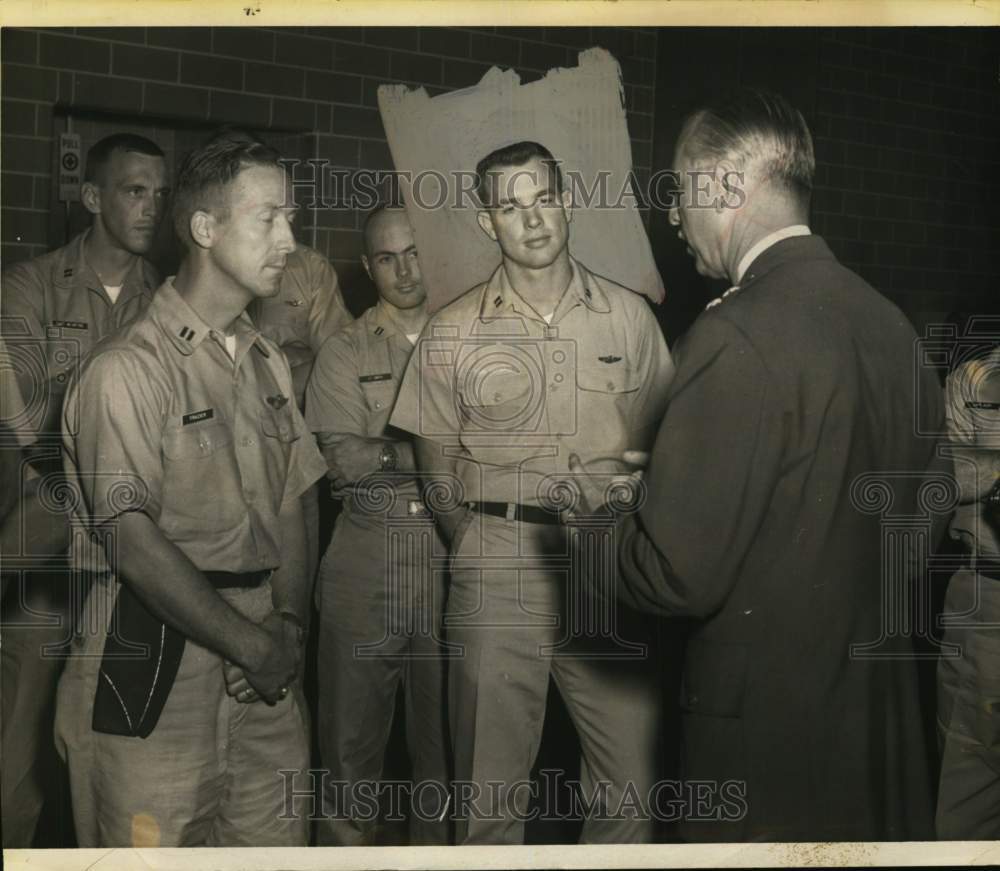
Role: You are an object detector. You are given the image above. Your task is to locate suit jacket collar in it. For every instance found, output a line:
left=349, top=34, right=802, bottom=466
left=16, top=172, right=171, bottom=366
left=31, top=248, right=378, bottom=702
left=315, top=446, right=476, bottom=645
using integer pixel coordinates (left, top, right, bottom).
left=740, top=235, right=838, bottom=291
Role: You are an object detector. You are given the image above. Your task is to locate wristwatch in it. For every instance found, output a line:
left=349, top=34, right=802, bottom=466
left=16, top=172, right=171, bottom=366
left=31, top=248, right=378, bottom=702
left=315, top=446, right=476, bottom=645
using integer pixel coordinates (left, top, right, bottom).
left=378, top=443, right=398, bottom=472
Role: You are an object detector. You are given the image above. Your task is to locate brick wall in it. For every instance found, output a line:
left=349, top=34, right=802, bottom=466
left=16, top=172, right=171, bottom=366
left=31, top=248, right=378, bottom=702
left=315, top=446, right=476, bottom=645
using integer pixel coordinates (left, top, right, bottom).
left=651, top=26, right=999, bottom=339
left=810, top=27, right=999, bottom=322
left=0, top=26, right=657, bottom=310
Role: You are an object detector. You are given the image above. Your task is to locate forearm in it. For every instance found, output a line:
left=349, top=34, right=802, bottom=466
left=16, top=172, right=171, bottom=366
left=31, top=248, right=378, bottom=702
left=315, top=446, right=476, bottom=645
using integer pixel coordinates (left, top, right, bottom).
left=615, top=511, right=727, bottom=618
left=413, top=435, right=468, bottom=545
left=1, top=475, right=69, bottom=561
left=320, top=433, right=417, bottom=478
left=269, top=497, right=310, bottom=622
left=111, top=511, right=271, bottom=671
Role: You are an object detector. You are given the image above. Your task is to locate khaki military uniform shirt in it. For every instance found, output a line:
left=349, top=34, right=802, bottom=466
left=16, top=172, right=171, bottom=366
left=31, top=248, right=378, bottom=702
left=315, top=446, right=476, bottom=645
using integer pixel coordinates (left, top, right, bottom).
left=1, top=336, right=37, bottom=450
left=1, top=230, right=159, bottom=439
left=62, top=278, right=328, bottom=573
left=1, top=335, right=38, bottom=527
left=946, top=347, right=1000, bottom=557
left=250, top=244, right=354, bottom=407
left=305, top=301, right=422, bottom=522
left=390, top=257, right=674, bottom=507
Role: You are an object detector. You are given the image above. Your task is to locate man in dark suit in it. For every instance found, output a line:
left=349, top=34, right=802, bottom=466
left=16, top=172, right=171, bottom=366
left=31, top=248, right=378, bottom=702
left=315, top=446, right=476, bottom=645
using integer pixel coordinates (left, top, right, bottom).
left=567, top=88, right=945, bottom=841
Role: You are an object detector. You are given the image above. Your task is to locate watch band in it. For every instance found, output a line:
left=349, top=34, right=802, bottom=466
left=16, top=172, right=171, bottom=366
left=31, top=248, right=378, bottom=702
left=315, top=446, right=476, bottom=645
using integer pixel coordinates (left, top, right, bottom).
left=378, top=443, right=398, bottom=472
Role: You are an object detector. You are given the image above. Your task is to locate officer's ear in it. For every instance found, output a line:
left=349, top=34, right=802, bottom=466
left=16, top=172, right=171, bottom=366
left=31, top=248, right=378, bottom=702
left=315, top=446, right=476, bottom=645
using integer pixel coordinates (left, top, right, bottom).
left=81, top=181, right=101, bottom=216
left=189, top=210, right=215, bottom=251
left=715, top=158, right=745, bottom=212
left=361, top=254, right=371, bottom=282
left=476, top=210, right=498, bottom=242
left=560, top=187, right=573, bottom=225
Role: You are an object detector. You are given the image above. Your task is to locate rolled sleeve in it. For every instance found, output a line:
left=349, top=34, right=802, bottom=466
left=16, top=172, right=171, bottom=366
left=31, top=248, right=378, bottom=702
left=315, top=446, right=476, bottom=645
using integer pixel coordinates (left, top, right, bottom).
left=64, top=350, right=166, bottom=527
left=281, top=401, right=328, bottom=507
left=389, top=330, right=462, bottom=444
left=628, top=302, right=675, bottom=449
left=304, top=333, right=367, bottom=446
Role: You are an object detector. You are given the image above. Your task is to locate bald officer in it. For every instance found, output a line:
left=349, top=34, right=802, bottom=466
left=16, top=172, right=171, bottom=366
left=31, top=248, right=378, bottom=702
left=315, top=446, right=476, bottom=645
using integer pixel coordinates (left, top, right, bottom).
left=0, top=132, right=168, bottom=848
left=390, top=141, right=674, bottom=844
left=54, top=136, right=327, bottom=847
left=305, top=206, right=449, bottom=845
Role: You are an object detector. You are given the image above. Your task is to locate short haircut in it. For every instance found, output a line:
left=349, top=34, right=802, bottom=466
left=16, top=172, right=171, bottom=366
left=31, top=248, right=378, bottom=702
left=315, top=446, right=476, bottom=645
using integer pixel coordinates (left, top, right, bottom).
left=362, top=204, right=414, bottom=258
left=678, top=88, right=815, bottom=204
left=475, top=140, right=564, bottom=207
left=362, top=204, right=390, bottom=257
left=202, top=126, right=266, bottom=149
left=172, top=136, right=285, bottom=249
left=84, top=133, right=164, bottom=185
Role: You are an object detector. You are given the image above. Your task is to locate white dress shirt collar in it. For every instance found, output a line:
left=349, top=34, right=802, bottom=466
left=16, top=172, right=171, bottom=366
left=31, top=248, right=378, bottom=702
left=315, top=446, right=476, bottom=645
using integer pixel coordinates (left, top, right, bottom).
left=735, top=224, right=811, bottom=285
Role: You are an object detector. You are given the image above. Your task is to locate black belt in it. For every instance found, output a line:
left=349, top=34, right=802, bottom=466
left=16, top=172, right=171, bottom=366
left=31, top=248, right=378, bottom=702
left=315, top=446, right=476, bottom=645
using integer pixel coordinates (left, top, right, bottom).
left=467, top=501, right=563, bottom=526
left=204, top=570, right=272, bottom=590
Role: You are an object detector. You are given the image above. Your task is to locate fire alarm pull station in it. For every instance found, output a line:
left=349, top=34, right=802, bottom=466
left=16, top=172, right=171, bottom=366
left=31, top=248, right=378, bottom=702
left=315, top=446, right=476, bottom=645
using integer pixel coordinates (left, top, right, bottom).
left=58, top=132, right=82, bottom=203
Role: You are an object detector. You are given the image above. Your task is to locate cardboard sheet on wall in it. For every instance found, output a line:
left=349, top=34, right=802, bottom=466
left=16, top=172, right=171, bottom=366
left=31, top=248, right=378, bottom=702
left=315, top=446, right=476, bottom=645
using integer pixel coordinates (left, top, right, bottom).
left=378, top=47, right=665, bottom=312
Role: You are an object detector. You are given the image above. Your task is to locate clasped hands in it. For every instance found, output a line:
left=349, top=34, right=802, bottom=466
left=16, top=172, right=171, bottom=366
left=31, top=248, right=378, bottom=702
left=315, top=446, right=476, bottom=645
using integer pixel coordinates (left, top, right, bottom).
left=561, top=450, right=649, bottom=521
left=223, top=610, right=305, bottom=705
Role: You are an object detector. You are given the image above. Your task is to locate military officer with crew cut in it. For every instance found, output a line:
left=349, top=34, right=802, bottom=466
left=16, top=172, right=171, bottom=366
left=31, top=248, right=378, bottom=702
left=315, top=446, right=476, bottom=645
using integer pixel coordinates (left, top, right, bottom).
left=305, top=205, right=450, bottom=846
left=200, top=127, right=355, bottom=582
left=54, top=135, right=327, bottom=847
left=2, top=133, right=169, bottom=446
left=0, top=132, right=169, bottom=848
left=391, top=141, right=675, bottom=844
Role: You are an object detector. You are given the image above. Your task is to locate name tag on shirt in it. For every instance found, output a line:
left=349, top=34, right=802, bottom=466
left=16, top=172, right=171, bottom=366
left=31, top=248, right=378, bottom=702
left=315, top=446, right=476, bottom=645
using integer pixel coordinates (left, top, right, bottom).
left=359, top=373, right=392, bottom=383
left=967, top=402, right=1000, bottom=410
left=182, top=409, right=214, bottom=426
left=51, top=320, right=88, bottom=330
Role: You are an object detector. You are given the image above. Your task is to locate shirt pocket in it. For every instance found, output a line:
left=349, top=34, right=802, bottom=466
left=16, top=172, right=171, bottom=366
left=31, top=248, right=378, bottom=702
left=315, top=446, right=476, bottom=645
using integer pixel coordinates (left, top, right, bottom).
left=457, top=369, right=553, bottom=466
left=458, top=369, right=538, bottom=432
left=160, top=418, right=240, bottom=532
left=260, top=405, right=302, bottom=443
left=576, top=362, right=641, bottom=396
left=257, top=291, right=308, bottom=325
left=46, top=327, right=94, bottom=391
left=575, top=362, right=642, bottom=452
left=162, top=420, right=233, bottom=459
